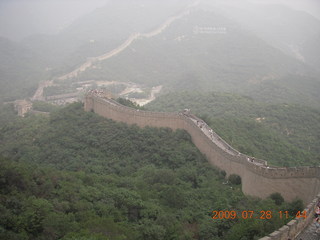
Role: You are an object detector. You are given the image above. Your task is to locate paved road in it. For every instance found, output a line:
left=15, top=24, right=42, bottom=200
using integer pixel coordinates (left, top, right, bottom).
left=295, top=221, right=320, bottom=240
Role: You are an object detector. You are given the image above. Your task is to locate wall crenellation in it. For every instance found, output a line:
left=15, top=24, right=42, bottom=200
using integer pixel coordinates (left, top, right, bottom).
left=84, top=94, right=320, bottom=206
left=85, top=94, right=320, bottom=180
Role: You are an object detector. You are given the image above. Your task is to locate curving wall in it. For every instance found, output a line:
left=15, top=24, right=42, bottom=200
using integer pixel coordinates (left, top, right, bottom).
left=84, top=94, right=320, bottom=206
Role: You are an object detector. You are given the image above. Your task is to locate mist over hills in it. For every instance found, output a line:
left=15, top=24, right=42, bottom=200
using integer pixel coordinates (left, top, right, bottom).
left=0, top=37, right=46, bottom=102
left=0, top=0, right=110, bottom=41
left=21, top=0, right=193, bottom=70
left=213, top=1, right=320, bottom=69
left=74, top=6, right=320, bottom=107
left=0, top=0, right=319, bottom=106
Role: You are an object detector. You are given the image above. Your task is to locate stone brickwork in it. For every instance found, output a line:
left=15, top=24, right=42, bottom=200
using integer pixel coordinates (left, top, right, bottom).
left=84, top=93, right=320, bottom=206
left=260, top=193, right=320, bottom=240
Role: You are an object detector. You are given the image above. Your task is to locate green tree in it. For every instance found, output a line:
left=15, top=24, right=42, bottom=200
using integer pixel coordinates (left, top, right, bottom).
left=269, top=193, right=284, bottom=206
left=228, top=174, right=241, bottom=185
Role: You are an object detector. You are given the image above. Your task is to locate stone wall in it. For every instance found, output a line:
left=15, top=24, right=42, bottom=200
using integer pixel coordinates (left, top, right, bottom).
left=260, top=193, right=320, bottom=240
left=84, top=94, right=320, bottom=205
left=14, top=99, right=32, bottom=117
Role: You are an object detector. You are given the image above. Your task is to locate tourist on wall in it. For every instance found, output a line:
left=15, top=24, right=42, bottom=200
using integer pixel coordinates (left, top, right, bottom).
left=315, top=216, right=320, bottom=234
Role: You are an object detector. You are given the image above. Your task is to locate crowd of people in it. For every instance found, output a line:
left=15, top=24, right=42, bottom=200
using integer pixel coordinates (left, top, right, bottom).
left=183, top=109, right=266, bottom=164
left=195, top=119, right=222, bottom=144
left=189, top=112, right=269, bottom=167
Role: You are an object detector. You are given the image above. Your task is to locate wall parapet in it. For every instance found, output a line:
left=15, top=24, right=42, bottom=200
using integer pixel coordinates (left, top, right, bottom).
left=84, top=94, right=320, bottom=201
left=259, top=193, right=320, bottom=240
left=85, top=94, right=320, bottom=180
left=93, top=96, right=181, bottom=118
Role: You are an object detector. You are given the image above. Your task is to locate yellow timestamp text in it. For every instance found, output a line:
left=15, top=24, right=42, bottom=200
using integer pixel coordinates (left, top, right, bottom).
left=211, top=210, right=307, bottom=220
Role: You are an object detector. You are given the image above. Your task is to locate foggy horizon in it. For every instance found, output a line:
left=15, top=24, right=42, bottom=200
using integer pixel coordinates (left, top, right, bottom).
left=0, top=0, right=319, bottom=41
left=0, top=0, right=109, bottom=41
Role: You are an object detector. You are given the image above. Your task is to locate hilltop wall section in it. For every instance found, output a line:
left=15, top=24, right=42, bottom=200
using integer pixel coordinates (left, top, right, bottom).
left=84, top=94, right=320, bottom=206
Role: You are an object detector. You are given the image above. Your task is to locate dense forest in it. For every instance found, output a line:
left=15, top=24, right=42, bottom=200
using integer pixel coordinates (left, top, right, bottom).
left=0, top=103, right=303, bottom=240
left=146, top=92, right=320, bottom=167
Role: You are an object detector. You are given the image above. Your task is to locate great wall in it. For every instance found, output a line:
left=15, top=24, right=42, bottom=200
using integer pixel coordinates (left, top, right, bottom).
left=57, top=1, right=199, bottom=81
left=84, top=93, right=320, bottom=240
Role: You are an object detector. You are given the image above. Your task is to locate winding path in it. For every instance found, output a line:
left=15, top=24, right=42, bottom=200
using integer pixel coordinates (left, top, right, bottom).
left=31, top=80, right=53, bottom=101
left=31, top=1, right=199, bottom=104
left=296, top=222, right=320, bottom=240
left=57, top=1, right=199, bottom=81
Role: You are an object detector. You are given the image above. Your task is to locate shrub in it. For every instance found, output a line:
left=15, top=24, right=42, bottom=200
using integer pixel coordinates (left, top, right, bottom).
left=269, top=193, right=284, bottom=206
left=228, top=174, right=241, bottom=185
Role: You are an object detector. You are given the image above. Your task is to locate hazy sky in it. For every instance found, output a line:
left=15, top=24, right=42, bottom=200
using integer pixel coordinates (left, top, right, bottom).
left=0, top=0, right=319, bottom=41
left=252, top=0, right=320, bottom=19
left=0, top=0, right=109, bottom=41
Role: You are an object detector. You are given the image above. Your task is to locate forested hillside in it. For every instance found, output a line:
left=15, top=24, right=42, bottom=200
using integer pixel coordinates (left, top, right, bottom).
left=146, top=92, right=320, bottom=167
left=0, top=103, right=302, bottom=240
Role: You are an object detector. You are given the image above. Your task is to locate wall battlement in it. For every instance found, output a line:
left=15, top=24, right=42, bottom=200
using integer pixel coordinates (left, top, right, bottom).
left=84, top=94, right=320, bottom=207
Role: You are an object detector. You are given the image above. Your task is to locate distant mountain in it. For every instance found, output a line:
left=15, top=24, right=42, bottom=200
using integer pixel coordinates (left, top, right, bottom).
left=3, top=0, right=319, bottom=106
left=212, top=1, right=320, bottom=69
left=76, top=8, right=319, bottom=107
left=21, top=0, right=193, bottom=73
left=0, top=37, right=46, bottom=102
